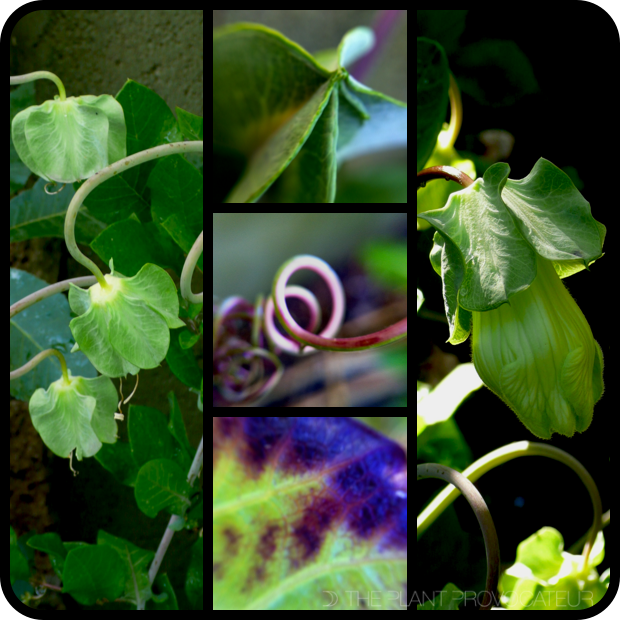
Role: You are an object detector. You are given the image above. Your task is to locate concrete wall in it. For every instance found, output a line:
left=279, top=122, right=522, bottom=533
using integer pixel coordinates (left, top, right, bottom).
left=10, top=9, right=203, bottom=115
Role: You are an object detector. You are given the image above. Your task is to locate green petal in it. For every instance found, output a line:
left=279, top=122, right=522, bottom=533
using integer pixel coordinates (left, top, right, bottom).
left=69, top=263, right=184, bottom=377
left=107, top=292, right=170, bottom=369
left=69, top=299, right=140, bottom=378
left=11, top=95, right=126, bottom=183
left=124, top=264, right=186, bottom=329
left=29, top=374, right=118, bottom=460
left=473, top=255, right=603, bottom=439
left=76, top=375, right=119, bottom=445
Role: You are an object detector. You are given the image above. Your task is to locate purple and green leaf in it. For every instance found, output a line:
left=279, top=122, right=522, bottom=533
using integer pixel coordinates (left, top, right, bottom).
left=213, top=416, right=407, bottom=610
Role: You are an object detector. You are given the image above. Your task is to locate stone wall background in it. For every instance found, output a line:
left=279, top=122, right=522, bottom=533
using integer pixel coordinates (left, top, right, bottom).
left=10, top=9, right=203, bottom=115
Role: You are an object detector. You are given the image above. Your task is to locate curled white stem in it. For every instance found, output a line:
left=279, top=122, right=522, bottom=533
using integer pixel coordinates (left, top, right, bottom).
left=181, top=231, right=203, bottom=304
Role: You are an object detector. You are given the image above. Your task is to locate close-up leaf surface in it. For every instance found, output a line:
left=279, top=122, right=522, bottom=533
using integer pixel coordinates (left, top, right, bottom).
left=213, top=416, right=407, bottom=610
left=213, top=23, right=407, bottom=203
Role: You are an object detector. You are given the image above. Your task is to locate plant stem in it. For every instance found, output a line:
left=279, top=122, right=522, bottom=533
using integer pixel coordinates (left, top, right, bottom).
left=417, top=165, right=474, bottom=190
left=64, top=141, right=203, bottom=285
left=443, top=72, right=463, bottom=150
left=9, top=348, right=69, bottom=382
left=10, top=71, right=66, bottom=100
left=418, top=463, right=499, bottom=610
left=9, top=276, right=97, bottom=319
left=148, top=437, right=203, bottom=589
left=417, top=441, right=602, bottom=572
left=180, top=231, right=203, bottom=304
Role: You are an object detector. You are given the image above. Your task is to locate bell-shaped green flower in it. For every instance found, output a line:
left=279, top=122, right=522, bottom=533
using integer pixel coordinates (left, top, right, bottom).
left=69, top=262, right=186, bottom=378
left=472, top=254, right=604, bottom=439
left=29, top=372, right=118, bottom=460
left=418, top=159, right=606, bottom=438
left=11, top=94, right=126, bottom=183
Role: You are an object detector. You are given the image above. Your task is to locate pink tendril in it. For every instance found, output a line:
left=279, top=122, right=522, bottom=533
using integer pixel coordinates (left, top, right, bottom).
left=213, top=254, right=407, bottom=407
left=271, top=255, right=407, bottom=352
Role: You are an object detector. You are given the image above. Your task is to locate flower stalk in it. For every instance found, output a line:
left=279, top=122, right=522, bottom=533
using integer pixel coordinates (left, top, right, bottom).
left=64, top=141, right=203, bottom=284
left=417, top=165, right=474, bottom=190
left=10, top=71, right=66, bottom=99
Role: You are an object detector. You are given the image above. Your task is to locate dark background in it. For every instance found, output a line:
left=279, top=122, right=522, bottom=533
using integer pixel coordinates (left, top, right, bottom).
left=417, top=7, right=614, bottom=607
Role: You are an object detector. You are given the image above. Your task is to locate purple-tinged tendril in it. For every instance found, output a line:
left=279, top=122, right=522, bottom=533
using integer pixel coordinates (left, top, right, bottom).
left=265, top=257, right=345, bottom=355
left=213, top=296, right=282, bottom=406
left=271, top=255, right=407, bottom=352
left=264, top=285, right=323, bottom=355
left=213, top=255, right=407, bottom=407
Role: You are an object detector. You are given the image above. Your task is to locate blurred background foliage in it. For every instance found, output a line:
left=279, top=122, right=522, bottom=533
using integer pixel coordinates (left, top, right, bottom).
left=355, top=416, right=407, bottom=450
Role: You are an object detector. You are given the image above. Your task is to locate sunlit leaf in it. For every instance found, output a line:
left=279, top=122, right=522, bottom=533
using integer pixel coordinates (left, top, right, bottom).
left=213, top=416, right=407, bottom=610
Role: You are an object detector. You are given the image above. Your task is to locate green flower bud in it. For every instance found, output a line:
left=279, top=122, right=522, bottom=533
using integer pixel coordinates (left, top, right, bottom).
left=472, top=254, right=604, bottom=439
left=11, top=94, right=126, bottom=183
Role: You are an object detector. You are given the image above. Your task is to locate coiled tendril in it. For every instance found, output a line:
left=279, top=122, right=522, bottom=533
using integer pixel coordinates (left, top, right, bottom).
left=213, top=255, right=407, bottom=406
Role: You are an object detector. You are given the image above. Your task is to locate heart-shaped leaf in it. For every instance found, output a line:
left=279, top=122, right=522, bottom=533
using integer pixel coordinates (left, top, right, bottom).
left=213, top=416, right=407, bottom=610
left=417, top=158, right=606, bottom=341
left=213, top=23, right=407, bottom=203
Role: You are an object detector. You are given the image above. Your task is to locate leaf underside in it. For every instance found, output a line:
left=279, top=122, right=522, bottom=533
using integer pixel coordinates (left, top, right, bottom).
left=213, top=416, right=407, bottom=610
